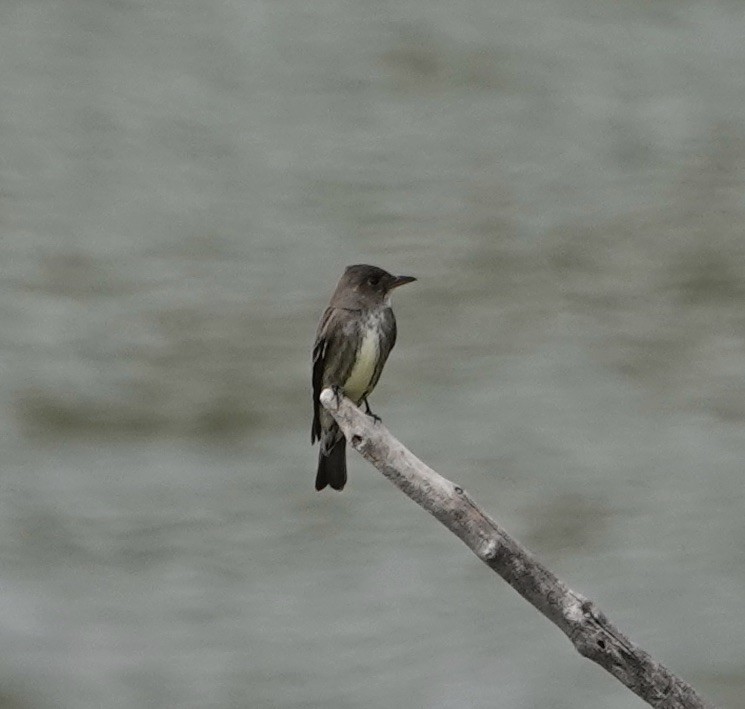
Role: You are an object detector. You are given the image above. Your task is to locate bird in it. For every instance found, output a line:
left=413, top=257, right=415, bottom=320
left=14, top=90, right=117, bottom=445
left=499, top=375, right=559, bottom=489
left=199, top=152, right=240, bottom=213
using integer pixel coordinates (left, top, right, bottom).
left=311, top=264, right=416, bottom=491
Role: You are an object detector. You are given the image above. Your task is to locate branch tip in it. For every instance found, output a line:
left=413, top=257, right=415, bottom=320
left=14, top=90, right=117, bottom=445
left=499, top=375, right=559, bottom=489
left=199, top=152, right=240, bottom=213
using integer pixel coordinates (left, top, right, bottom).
left=319, top=388, right=338, bottom=410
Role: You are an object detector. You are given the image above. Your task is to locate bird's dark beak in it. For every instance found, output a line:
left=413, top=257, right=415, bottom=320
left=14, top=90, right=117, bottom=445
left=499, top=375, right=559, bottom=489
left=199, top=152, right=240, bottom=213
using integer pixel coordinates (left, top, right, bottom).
left=389, top=275, right=417, bottom=289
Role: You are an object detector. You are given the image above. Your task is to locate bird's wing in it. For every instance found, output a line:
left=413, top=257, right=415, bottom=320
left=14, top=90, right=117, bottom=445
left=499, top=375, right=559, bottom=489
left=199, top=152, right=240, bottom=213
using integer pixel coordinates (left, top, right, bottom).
left=311, top=308, right=334, bottom=443
left=311, top=307, right=360, bottom=442
left=366, top=308, right=397, bottom=396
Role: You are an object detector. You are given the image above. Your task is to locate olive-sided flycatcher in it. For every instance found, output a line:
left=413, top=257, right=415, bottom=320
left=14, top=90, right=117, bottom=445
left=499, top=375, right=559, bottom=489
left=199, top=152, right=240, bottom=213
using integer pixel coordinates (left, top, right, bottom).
left=311, top=264, right=416, bottom=491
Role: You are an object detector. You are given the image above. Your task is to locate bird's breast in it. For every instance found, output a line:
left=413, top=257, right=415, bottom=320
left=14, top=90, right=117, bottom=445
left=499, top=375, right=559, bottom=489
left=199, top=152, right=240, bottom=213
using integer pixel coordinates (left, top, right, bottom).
left=343, top=315, right=381, bottom=404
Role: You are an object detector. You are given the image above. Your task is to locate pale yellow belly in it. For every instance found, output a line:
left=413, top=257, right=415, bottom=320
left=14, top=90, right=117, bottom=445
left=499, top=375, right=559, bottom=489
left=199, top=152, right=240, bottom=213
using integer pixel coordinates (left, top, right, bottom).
left=343, top=330, right=379, bottom=403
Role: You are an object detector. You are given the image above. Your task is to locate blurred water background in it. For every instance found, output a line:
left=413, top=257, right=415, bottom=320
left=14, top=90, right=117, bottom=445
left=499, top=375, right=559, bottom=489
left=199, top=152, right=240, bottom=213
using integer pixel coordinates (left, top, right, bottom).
left=2, top=1, right=745, bottom=707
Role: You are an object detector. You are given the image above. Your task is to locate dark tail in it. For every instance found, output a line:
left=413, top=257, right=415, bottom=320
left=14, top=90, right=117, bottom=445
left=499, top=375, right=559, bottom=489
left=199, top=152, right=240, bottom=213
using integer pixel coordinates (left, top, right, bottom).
left=315, top=436, right=347, bottom=491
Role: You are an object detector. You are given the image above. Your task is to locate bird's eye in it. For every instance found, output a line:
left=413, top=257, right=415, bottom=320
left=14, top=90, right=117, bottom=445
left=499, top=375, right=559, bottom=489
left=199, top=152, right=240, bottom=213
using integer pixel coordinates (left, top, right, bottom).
left=368, top=276, right=380, bottom=287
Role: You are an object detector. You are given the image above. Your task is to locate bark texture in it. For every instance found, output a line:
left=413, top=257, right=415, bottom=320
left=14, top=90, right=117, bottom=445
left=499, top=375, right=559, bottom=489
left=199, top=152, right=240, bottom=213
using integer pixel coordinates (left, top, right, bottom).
left=319, top=388, right=715, bottom=709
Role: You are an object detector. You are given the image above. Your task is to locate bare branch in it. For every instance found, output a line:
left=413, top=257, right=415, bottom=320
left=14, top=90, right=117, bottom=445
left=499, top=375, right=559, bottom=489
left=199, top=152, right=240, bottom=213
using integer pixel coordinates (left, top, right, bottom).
left=319, top=388, right=716, bottom=709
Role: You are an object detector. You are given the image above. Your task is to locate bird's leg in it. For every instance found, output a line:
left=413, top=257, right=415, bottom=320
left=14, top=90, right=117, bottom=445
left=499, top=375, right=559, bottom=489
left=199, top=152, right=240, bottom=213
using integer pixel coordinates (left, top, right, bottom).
left=363, top=398, right=381, bottom=423
left=331, top=385, right=344, bottom=407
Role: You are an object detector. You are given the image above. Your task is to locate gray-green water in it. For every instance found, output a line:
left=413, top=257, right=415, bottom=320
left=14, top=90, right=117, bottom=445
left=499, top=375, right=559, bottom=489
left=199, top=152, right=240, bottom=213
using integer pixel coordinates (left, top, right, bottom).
left=2, top=1, right=745, bottom=707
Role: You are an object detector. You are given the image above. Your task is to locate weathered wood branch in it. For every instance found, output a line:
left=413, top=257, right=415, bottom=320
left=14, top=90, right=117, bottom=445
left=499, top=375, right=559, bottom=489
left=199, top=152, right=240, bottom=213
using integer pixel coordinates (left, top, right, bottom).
left=319, top=388, right=715, bottom=709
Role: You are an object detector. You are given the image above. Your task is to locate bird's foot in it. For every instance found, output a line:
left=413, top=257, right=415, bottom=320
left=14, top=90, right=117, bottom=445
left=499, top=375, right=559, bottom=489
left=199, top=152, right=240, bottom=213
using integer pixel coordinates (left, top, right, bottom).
left=363, top=399, right=381, bottom=423
left=331, top=385, right=344, bottom=406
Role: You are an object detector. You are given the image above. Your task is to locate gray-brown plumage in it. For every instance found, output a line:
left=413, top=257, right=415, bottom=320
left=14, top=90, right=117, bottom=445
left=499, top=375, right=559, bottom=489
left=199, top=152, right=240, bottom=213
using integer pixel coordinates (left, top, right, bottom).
left=311, top=265, right=416, bottom=491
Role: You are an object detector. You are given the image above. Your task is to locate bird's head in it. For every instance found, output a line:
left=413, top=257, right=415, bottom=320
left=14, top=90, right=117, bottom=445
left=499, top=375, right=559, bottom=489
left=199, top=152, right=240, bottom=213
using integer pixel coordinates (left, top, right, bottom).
left=337, top=264, right=416, bottom=306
